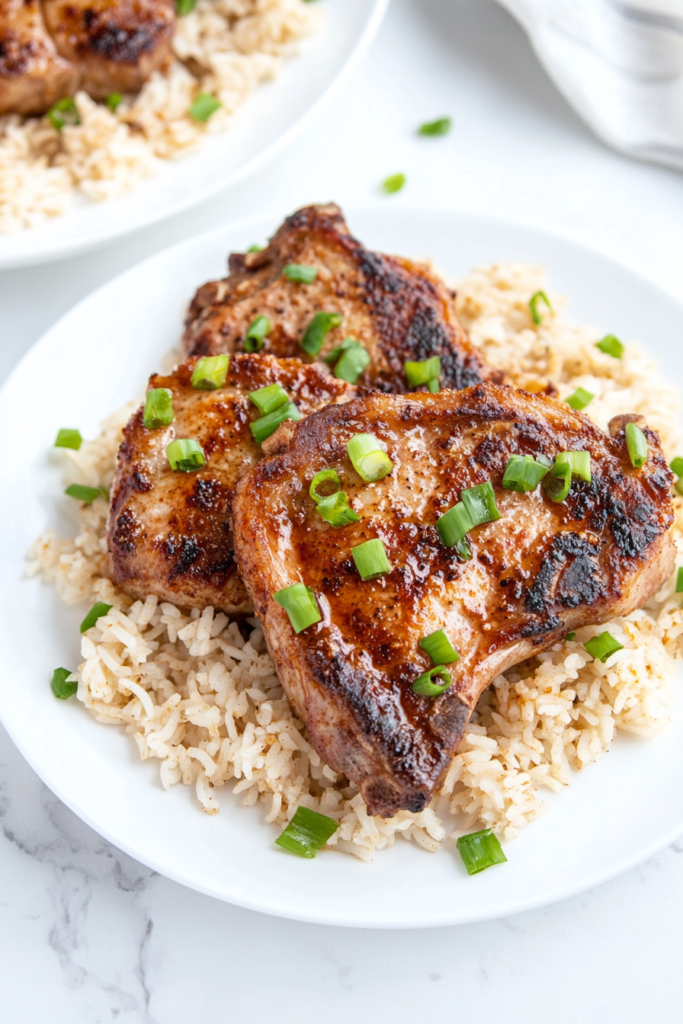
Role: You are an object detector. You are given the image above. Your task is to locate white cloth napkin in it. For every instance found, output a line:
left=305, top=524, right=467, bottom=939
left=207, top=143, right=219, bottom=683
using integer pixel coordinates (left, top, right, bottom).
left=496, top=0, right=683, bottom=170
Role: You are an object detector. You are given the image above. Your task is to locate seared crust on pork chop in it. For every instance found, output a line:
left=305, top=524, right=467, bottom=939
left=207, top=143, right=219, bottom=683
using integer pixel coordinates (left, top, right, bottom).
left=107, top=354, right=357, bottom=613
left=0, top=0, right=77, bottom=115
left=183, top=203, right=499, bottom=394
left=232, top=384, right=675, bottom=816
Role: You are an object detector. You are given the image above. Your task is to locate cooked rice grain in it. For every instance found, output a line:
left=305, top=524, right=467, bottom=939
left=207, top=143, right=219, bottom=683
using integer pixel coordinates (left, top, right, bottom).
left=28, top=263, right=683, bottom=859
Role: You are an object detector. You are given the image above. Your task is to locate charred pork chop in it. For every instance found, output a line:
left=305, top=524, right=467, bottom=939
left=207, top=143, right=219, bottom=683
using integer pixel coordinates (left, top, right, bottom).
left=183, top=204, right=499, bottom=394
left=108, top=354, right=356, bottom=613
left=0, top=0, right=77, bottom=115
left=232, top=384, right=675, bottom=817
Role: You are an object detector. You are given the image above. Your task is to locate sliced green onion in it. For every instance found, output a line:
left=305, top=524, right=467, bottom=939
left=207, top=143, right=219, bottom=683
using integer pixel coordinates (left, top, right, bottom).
left=191, top=354, right=229, bottom=390
left=47, top=97, right=80, bottom=131
left=436, top=502, right=475, bottom=552
left=51, top=667, right=77, bottom=700
left=166, top=438, right=206, bottom=472
left=502, top=454, right=548, bottom=492
left=250, top=403, right=301, bottom=445
left=64, top=483, right=107, bottom=504
left=324, top=338, right=370, bottom=384
left=456, top=829, right=507, bottom=875
left=557, top=450, right=591, bottom=483
left=245, top=315, right=271, bottom=353
left=427, top=378, right=440, bottom=393
left=106, top=92, right=122, bottom=112
left=317, top=491, right=360, bottom=528
left=346, top=433, right=393, bottom=483
left=249, top=382, right=289, bottom=416
left=382, top=173, right=406, bottom=194
left=300, top=311, right=343, bottom=357
left=542, top=462, right=571, bottom=503
left=596, top=334, right=623, bottom=359
left=461, top=481, right=502, bottom=526
left=247, top=243, right=263, bottom=253
left=275, top=806, right=338, bottom=858
left=405, top=356, right=441, bottom=388
left=352, top=538, right=392, bottom=581
left=273, top=583, right=321, bottom=633
left=419, top=629, right=459, bottom=666
left=80, top=602, right=112, bottom=633
left=310, top=469, right=341, bottom=503
left=529, top=290, right=552, bottom=325
left=54, top=428, right=82, bottom=450
left=283, top=264, right=317, bottom=284
left=412, top=665, right=452, bottom=696
left=189, top=93, right=221, bottom=123
left=676, top=568, right=683, bottom=594
left=566, top=631, right=576, bottom=641
left=625, top=422, right=648, bottom=468
left=565, top=387, right=594, bottom=411
left=176, top=0, right=195, bottom=13
left=143, top=388, right=174, bottom=429
left=584, top=631, right=623, bottom=663
left=670, top=457, right=683, bottom=477
left=418, top=117, right=451, bottom=136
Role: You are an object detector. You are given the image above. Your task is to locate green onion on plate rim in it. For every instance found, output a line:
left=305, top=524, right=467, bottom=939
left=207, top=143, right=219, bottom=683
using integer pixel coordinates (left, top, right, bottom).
left=275, top=806, right=338, bottom=858
left=382, top=173, right=406, bottom=194
left=54, top=428, right=82, bottom=450
left=418, top=117, right=451, bottom=136
left=51, top=667, right=77, bottom=700
left=456, top=828, right=507, bottom=875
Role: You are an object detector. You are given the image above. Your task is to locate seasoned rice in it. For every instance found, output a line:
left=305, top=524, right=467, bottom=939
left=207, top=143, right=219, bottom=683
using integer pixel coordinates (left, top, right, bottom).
left=28, top=263, right=683, bottom=859
left=0, top=0, right=318, bottom=233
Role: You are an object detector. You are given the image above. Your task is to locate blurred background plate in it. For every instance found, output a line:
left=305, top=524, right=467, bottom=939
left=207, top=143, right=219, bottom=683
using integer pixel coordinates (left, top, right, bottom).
left=1, top=208, right=682, bottom=927
left=0, top=0, right=388, bottom=270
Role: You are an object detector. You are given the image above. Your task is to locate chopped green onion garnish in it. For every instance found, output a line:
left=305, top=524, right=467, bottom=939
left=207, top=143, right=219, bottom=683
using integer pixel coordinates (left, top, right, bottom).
left=502, top=454, right=548, bottom=492
left=436, top=482, right=500, bottom=556
left=191, top=354, right=229, bottom=390
left=412, top=665, right=452, bottom=696
left=143, top=388, right=174, bottom=429
left=676, top=568, right=683, bottom=593
left=275, top=806, right=338, bottom=858
left=249, top=382, right=289, bottom=416
left=437, top=502, right=474, bottom=552
left=189, top=93, right=221, bottom=123
left=419, top=629, right=459, bottom=666
left=300, top=311, right=343, bottom=356
left=625, top=422, right=648, bottom=468
left=324, top=338, right=370, bottom=384
left=670, top=457, right=683, bottom=477
left=405, top=356, right=441, bottom=389
left=346, top=433, right=393, bottom=482
left=51, top=667, right=77, bottom=700
left=529, top=290, right=552, bottom=325
left=317, top=490, right=360, bottom=527
left=584, top=631, right=623, bottom=663
left=556, top=450, right=591, bottom=483
left=352, top=538, right=392, bottom=581
left=461, top=481, right=502, bottom=526
left=176, top=0, right=195, bottom=13
left=247, top=243, right=263, bottom=253
left=418, top=117, right=451, bottom=136
left=273, top=583, right=321, bottom=633
left=244, top=315, right=271, bottom=353
left=54, top=428, right=82, bottom=450
left=250, top=403, right=301, bottom=445
left=166, top=438, right=206, bottom=472
left=283, top=264, right=317, bottom=284
left=106, top=92, right=122, bottom=112
left=80, top=602, right=112, bottom=633
left=427, top=378, right=440, bottom=393
left=64, top=483, right=107, bottom=503
left=310, top=469, right=341, bottom=503
left=456, top=829, right=507, bottom=875
left=565, top=387, right=594, bottom=411
left=566, top=631, right=576, bottom=641
left=382, top=173, right=406, bottom=194
left=542, top=462, right=571, bottom=503
left=47, top=97, right=79, bottom=130
left=596, top=334, right=623, bottom=359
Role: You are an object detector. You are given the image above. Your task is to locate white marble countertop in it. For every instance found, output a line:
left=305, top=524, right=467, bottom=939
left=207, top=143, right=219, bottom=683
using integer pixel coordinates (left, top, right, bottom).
left=2, top=1, right=683, bottom=1019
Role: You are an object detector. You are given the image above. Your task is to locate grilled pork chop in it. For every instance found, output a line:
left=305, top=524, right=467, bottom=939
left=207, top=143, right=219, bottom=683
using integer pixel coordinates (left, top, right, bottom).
left=183, top=204, right=498, bottom=394
left=108, top=353, right=356, bottom=613
left=232, top=384, right=675, bottom=817
left=0, top=0, right=77, bottom=115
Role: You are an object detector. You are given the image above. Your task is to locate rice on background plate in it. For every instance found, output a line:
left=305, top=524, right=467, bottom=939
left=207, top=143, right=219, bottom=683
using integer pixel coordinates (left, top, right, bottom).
left=0, top=0, right=317, bottom=234
left=28, top=262, right=683, bottom=861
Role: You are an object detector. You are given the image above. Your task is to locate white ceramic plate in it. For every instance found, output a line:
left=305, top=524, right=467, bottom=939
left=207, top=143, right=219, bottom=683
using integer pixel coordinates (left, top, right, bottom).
left=2, top=209, right=683, bottom=928
left=0, top=0, right=388, bottom=270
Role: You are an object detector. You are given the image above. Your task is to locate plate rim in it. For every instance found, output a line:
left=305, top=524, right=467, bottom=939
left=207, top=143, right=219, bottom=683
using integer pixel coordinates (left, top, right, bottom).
left=3, top=205, right=683, bottom=928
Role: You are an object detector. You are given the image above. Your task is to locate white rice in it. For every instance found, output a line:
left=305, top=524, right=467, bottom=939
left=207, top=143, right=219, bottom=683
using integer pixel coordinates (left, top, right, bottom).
left=0, top=0, right=318, bottom=233
left=27, top=262, right=683, bottom=859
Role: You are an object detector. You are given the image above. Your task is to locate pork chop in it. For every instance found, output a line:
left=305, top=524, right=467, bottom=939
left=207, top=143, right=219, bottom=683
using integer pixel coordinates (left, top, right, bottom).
left=232, top=383, right=675, bottom=817
left=108, top=353, right=357, bottom=613
left=183, top=203, right=499, bottom=394
left=0, top=0, right=77, bottom=115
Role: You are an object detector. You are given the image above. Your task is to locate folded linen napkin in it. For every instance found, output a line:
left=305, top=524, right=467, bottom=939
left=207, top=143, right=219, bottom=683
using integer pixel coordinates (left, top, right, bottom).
left=496, top=0, right=683, bottom=170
